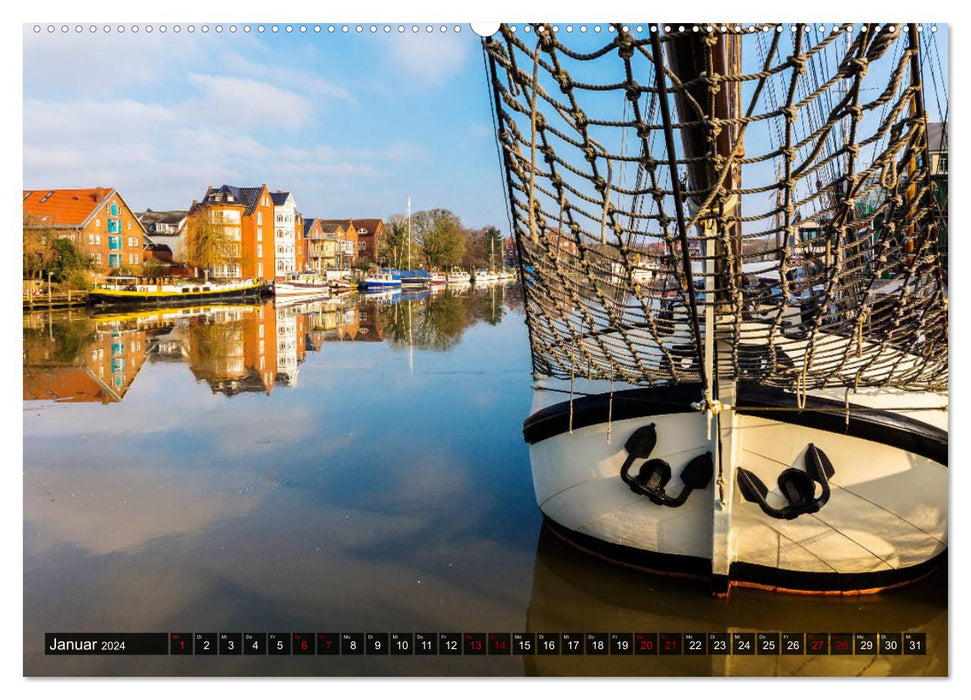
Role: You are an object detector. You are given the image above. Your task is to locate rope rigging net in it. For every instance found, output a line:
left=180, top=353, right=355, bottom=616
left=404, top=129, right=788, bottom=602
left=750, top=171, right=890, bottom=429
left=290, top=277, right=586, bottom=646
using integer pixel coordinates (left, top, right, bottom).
left=484, top=23, right=948, bottom=397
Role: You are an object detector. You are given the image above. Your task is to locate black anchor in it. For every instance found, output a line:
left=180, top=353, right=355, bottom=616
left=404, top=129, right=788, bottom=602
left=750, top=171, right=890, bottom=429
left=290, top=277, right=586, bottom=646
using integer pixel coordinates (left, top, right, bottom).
left=736, top=443, right=835, bottom=520
left=618, top=424, right=714, bottom=507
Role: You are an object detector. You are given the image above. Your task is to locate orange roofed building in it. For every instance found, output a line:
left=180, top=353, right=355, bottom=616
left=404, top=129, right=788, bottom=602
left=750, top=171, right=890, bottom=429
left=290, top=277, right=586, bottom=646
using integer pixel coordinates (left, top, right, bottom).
left=23, top=187, right=146, bottom=274
left=188, top=185, right=276, bottom=280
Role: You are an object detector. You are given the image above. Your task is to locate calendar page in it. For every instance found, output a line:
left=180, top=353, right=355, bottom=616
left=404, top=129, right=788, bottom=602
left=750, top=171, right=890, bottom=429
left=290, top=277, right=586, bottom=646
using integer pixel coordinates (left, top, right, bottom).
left=20, top=6, right=950, bottom=683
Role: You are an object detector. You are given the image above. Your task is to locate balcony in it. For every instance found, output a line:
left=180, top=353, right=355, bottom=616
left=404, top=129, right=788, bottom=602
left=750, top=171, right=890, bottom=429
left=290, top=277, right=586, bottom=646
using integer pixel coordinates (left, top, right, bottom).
left=209, top=211, right=241, bottom=225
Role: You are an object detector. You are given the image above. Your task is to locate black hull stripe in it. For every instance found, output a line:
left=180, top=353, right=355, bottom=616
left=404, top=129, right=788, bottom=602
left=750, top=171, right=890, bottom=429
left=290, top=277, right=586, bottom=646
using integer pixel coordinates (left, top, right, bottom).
left=523, top=382, right=947, bottom=466
left=89, top=289, right=263, bottom=306
left=544, top=516, right=947, bottom=594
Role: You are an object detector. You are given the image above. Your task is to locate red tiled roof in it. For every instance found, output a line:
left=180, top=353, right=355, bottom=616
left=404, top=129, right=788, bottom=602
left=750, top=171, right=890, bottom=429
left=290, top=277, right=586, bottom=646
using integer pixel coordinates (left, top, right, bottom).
left=350, top=218, right=383, bottom=236
left=22, top=367, right=119, bottom=403
left=23, top=187, right=115, bottom=228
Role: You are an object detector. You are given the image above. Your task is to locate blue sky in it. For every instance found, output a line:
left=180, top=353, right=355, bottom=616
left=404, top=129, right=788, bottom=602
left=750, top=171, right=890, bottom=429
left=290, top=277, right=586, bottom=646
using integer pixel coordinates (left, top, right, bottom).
left=21, top=22, right=948, bottom=238
left=22, top=25, right=509, bottom=229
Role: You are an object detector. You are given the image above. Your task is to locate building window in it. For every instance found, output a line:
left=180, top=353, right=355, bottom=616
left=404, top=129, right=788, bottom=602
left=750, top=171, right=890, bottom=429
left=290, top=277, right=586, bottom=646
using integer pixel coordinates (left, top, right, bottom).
left=110, top=203, right=119, bottom=216
left=257, top=244, right=262, bottom=258
left=95, top=253, right=102, bottom=264
left=88, top=234, right=95, bottom=245
left=128, top=221, right=132, bottom=230
left=257, top=228, right=262, bottom=242
left=108, top=219, right=121, bottom=233
left=359, top=240, right=366, bottom=251
left=939, top=154, right=948, bottom=173
left=96, top=219, right=101, bottom=228
left=109, top=253, right=121, bottom=268
left=257, top=262, right=263, bottom=277
left=109, top=236, right=122, bottom=250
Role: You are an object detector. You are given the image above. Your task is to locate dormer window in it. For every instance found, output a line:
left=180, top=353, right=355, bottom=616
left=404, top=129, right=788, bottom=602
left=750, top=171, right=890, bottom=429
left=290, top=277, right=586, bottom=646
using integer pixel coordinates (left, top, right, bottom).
left=39, top=191, right=54, bottom=204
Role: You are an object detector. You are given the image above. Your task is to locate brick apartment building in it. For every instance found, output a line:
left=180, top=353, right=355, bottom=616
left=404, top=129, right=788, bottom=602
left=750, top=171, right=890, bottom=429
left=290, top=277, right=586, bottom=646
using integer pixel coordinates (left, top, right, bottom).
left=349, top=218, right=384, bottom=263
left=23, top=187, right=146, bottom=274
left=190, top=185, right=277, bottom=280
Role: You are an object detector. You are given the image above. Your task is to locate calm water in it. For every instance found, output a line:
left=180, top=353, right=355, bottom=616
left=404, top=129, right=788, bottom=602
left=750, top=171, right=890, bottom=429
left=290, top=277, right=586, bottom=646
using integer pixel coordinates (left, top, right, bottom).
left=22, top=285, right=946, bottom=676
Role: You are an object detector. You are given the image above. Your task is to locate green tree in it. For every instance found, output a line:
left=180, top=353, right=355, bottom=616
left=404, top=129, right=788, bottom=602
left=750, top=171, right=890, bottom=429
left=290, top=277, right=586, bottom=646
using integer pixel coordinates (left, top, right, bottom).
left=482, top=226, right=503, bottom=270
left=415, top=209, right=465, bottom=269
left=50, top=238, right=91, bottom=281
left=185, top=211, right=230, bottom=281
left=380, top=213, right=411, bottom=269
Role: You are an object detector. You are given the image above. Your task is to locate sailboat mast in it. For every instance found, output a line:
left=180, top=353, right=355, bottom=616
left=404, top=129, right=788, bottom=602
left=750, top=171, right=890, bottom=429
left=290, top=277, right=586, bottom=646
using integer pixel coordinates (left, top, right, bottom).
left=906, top=24, right=933, bottom=259
left=666, top=29, right=743, bottom=307
left=407, top=196, right=412, bottom=270
left=661, top=26, right=743, bottom=595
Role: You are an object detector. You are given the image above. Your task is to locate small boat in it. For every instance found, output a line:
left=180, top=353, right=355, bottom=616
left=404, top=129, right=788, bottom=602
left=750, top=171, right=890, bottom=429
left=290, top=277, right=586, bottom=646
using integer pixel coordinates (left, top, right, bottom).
left=361, top=271, right=402, bottom=290
left=88, top=276, right=263, bottom=305
left=429, top=271, right=447, bottom=286
left=273, top=273, right=331, bottom=300
left=473, top=268, right=499, bottom=284
left=631, top=260, right=658, bottom=284
left=400, top=270, right=432, bottom=287
left=363, top=289, right=401, bottom=303
left=446, top=268, right=471, bottom=285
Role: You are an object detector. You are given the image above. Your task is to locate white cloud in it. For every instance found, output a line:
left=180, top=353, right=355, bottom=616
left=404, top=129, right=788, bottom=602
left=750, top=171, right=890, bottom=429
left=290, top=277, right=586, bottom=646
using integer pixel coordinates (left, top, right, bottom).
left=385, top=32, right=472, bottom=89
left=23, top=29, right=208, bottom=97
left=22, top=90, right=425, bottom=214
left=217, top=51, right=354, bottom=102
left=184, top=73, right=313, bottom=130
left=20, top=28, right=484, bottom=222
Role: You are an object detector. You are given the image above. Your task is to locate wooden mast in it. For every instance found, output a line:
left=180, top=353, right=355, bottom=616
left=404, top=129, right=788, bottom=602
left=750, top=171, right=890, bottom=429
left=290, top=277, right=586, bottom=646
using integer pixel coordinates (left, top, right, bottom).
left=664, top=26, right=743, bottom=595
left=666, top=27, right=743, bottom=306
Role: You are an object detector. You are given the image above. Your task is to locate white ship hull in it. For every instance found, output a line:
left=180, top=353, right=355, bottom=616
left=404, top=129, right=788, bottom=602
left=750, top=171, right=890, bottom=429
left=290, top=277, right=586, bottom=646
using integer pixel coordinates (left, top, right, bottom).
left=526, top=378, right=947, bottom=594
left=274, top=282, right=331, bottom=299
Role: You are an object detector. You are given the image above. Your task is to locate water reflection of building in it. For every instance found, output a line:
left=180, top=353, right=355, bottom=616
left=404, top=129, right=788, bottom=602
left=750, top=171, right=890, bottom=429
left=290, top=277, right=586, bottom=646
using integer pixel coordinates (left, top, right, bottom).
left=23, top=315, right=148, bottom=403
left=303, top=298, right=361, bottom=349
left=185, top=306, right=277, bottom=396
left=274, top=305, right=307, bottom=387
left=353, top=302, right=385, bottom=342
left=23, top=291, right=524, bottom=403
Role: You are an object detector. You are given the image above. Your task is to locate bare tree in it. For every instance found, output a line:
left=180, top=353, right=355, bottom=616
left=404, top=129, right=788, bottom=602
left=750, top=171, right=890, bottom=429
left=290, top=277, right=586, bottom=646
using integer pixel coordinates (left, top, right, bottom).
left=185, top=210, right=230, bottom=281
left=23, top=213, right=57, bottom=279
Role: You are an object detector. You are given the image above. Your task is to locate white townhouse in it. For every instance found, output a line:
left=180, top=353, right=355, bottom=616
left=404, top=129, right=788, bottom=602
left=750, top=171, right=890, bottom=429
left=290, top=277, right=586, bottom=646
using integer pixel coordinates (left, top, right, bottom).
left=271, top=191, right=298, bottom=279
